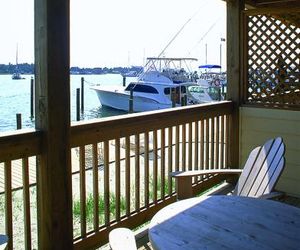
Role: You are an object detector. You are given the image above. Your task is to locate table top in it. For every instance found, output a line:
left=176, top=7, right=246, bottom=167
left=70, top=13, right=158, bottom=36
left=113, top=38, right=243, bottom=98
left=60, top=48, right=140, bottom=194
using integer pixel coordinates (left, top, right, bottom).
left=148, top=195, right=300, bottom=250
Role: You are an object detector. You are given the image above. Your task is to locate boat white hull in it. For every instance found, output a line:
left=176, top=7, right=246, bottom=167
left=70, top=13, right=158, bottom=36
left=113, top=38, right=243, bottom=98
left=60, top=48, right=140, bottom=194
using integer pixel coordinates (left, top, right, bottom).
left=94, top=89, right=171, bottom=112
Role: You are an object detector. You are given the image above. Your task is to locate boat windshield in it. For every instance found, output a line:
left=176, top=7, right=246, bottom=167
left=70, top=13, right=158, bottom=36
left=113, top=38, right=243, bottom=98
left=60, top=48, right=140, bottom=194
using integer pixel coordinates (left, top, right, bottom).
left=187, top=85, right=221, bottom=101
left=188, top=86, right=205, bottom=94
left=125, top=83, right=159, bottom=94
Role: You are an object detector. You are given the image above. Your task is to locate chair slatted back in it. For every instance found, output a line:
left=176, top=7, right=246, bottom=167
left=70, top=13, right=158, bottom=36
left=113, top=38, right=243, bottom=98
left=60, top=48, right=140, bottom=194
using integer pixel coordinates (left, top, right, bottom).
left=233, top=137, right=285, bottom=197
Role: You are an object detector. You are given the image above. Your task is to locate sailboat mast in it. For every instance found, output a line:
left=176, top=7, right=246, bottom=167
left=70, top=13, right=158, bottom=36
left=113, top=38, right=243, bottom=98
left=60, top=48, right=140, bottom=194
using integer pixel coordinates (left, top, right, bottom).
left=16, top=44, right=18, bottom=65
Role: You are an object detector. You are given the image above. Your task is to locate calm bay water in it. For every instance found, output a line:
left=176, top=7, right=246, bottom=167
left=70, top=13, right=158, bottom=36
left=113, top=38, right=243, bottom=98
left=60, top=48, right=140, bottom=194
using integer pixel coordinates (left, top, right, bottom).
left=0, top=74, right=130, bottom=132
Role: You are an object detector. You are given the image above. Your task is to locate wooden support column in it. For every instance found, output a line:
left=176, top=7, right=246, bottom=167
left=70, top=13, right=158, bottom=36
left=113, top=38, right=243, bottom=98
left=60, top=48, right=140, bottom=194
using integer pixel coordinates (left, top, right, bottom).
left=35, top=0, right=72, bottom=249
left=226, top=0, right=244, bottom=168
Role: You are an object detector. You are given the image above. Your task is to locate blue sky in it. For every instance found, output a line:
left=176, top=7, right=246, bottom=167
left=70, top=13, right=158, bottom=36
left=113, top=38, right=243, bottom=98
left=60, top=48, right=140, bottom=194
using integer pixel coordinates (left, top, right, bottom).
left=0, top=0, right=226, bottom=68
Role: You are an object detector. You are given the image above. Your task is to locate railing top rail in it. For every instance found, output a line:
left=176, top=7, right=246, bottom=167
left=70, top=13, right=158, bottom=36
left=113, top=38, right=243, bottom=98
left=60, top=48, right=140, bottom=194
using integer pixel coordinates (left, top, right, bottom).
left=0, top=101, right=233, bottom=160
left=0, top=129, right=42, bottom=162
left=71, top=101, right=233, bottom=147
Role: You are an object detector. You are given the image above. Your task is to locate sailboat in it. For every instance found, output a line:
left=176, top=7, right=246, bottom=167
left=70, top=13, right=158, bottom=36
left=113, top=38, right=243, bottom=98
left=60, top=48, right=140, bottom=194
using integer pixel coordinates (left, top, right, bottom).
left=12, top=45, right=25, bottom=80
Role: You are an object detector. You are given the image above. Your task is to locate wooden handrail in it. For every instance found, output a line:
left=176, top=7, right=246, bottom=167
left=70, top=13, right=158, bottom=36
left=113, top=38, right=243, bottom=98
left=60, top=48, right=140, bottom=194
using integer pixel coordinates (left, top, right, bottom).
left=0, top=129, right=42, bottom=162
left=70, top=101, right=233, bottom=147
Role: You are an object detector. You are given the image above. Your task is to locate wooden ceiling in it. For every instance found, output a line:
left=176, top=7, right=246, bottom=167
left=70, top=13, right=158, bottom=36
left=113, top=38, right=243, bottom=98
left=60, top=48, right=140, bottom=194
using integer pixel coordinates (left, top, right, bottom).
left=245, top=0, right=300, bottom=27
left=223, top=0, right=300, bottom=27
left=245, top=0, right=300, bottom=8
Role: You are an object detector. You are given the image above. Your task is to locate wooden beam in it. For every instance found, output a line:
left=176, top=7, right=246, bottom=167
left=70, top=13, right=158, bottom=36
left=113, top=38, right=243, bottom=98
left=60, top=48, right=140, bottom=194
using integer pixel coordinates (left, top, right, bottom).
left=226, top=0, right=244, bottom=168
left=34, top=0, right=73, bottom=249
left=256, top=0, right=299, bottom=5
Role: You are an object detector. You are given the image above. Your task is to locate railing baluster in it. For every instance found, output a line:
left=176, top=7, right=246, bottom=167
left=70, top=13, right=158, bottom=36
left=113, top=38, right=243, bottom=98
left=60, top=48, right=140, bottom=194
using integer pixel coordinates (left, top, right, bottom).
left=205, top=119, right=209, bottom=170
left=200, top=120, right=204, bottom=171
left=216, top=116, right=220, bottom=169
left=182, top=124, right=186, bottom=171
left=225, top=115, right=230, bottom=168
left=194, top=121, right=199, bottom=171
left=211, top=117, right=215, bottom=169
left=153, top=130, right=158, bottom=203
left=144, top=132, right=149, bottom=206
left=135, top=134, right=140, bottom=211
left=22, top=158, right=32, bottom=250
left=160, top=128, right=165, bottom=199
left=193, top=122, right=199, bottom=184
left=5, top=161, right=13, bottom=250
left=92, top=143, right=99, bottom=230
left=125, top=136, right=131, bottom=215
left=115, top=139, right=121, bottom=220
left=188, top=123, right=192, bottom=171
left=168, top=127, right=173, bottom=196
left=104, top=140, right=110, bottom=225
left=221, top=115, right=225, bottom=168
left=79, top=146, right=86, bottom=236
left=175, top=126, right=180, bottom=171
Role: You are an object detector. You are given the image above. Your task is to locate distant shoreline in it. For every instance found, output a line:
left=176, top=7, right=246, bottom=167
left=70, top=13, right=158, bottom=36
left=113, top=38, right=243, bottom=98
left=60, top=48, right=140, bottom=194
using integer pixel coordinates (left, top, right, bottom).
left=0, top=63, right=142, bottom=76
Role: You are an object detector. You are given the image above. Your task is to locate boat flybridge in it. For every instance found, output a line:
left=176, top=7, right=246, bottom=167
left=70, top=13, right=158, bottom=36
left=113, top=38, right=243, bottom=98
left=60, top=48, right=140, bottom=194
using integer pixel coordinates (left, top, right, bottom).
left=91, top=57, right=217, bottom=112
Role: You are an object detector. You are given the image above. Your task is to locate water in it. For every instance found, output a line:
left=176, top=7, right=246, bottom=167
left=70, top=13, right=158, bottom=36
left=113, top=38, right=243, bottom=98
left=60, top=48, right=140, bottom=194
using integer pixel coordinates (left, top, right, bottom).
left=0, top=74, right=132, bottom=132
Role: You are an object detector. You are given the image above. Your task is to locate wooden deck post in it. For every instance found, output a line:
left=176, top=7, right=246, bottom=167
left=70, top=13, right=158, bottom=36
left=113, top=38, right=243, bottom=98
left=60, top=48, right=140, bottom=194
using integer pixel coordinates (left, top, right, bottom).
left=226, top=0, right=244, bottom=168
left=34, top=0, right=73, bottom=249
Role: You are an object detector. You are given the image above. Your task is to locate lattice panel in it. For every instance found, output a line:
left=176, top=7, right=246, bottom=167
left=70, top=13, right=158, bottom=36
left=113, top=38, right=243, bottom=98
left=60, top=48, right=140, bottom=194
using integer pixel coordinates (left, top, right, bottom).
left=246, top=12, right=300, bottom=106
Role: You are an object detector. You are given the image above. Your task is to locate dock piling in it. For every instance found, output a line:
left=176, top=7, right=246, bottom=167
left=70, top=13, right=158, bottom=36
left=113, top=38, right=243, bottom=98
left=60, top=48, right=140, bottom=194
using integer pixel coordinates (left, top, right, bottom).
left=76, top=88, right=80, bottom=121
left=81, top=77, right=84, bottom=112
left=16, top=113, right=22, bottom=129
left=123, top=76, right=126, bottom=87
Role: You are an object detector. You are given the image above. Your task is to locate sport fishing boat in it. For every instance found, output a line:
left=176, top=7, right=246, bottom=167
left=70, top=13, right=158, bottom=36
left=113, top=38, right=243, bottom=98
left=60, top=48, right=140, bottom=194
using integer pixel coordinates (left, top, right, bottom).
left=91, top=57, right=216, bottom=112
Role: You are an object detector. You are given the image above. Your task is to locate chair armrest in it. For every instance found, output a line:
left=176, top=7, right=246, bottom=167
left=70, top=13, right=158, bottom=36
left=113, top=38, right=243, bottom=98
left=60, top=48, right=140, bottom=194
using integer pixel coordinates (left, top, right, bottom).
left=258, top=191, right=285, bottom=200
left=171, top=169, right=242, bottom=200
left=171, top=169, right=243, bottom=178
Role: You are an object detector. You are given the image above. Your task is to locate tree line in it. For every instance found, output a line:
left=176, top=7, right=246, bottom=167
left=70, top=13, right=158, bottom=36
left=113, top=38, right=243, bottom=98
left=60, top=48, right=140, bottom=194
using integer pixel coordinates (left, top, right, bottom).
left=0, top=63, right=142, bottom=75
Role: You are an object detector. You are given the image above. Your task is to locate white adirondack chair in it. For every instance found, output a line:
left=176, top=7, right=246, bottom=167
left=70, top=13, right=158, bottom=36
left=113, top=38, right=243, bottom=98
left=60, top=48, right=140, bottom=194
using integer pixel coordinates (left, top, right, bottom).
left=172, top=137, right=285, bottom=200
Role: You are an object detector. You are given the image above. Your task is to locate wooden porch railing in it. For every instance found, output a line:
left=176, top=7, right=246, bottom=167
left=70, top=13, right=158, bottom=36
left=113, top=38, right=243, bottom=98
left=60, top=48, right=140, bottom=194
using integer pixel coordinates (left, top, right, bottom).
left=0, top=101, right=234, bottom=249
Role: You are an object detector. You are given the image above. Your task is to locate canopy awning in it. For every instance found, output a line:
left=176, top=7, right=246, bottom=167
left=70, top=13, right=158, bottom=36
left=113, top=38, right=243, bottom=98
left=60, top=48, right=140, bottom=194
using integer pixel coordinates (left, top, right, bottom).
left=199, top=65, right=221, bottom=69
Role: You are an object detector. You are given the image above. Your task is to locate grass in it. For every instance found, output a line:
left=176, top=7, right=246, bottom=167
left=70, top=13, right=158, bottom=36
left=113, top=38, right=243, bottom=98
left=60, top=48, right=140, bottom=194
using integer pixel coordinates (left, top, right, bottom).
left=73, top=192, right=127, bottom=225
left=0, top=174, right=176, bottom=246
left=72, top=175, right=175, bottom=227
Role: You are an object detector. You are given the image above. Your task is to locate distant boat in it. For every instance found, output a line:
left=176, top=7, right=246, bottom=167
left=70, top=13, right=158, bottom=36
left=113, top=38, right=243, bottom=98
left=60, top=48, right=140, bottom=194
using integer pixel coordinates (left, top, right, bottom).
left=12, top=72, right=25, bottom=80
left=12, top=45, right=25, bottom=80
left=198, top=64, right=226, bottom=87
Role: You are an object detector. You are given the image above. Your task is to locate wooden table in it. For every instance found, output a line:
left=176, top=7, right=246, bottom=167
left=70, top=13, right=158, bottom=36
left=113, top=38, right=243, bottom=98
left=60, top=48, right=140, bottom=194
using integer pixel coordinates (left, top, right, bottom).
left=148, top=195, right=300, bottom=250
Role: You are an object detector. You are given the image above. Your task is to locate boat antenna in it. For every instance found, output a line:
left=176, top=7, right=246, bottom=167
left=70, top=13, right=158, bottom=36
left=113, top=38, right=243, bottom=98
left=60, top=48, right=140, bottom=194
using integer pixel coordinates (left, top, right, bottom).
left=186, top=17, right=221, bottom=57
left=156, top=1, right=208, bottom=59
left=16, top=44, right=19, bottom=66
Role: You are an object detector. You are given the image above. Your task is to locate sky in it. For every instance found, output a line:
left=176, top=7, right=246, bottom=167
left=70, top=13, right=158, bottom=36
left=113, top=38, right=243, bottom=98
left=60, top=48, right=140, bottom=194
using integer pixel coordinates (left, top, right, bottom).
left=0, top=0, right=226, bottom=69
